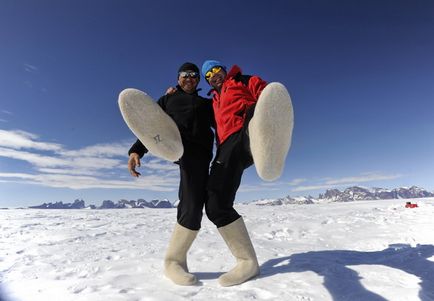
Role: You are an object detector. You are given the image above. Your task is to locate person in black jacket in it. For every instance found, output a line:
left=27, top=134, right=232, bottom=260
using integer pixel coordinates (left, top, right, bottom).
left=127, top=62, right=214, bottom=286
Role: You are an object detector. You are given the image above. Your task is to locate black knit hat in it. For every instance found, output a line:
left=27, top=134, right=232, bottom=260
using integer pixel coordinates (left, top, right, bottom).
left=178, top=62, right=200, bottom=73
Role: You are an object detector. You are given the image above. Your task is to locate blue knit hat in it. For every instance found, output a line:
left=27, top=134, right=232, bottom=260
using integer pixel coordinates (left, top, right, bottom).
left=201, top=60, right=226, bottom=77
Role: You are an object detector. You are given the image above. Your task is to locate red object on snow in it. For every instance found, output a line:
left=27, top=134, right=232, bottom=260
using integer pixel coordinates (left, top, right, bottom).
left=405, top=202, right=418, bottom=208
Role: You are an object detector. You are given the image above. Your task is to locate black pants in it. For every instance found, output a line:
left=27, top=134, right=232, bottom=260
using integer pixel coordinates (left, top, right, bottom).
left=177, top=145, right=212, bottom=230
left=205, top=104, right=256, bottom=228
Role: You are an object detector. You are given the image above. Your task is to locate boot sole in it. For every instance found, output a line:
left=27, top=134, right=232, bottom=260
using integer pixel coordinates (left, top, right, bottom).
left=249, top=82, right=294, bottom=181
left=119, top=88, right=184, bottom=161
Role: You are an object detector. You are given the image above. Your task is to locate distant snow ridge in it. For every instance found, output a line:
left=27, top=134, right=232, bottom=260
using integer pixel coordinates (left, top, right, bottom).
left=318, top=186, right=434, bottom=202
left=250, top=186, right=434, bottom=205
left=27, top=186, right=433, bottom=209
left=99, top=199, right=173, bottom=209
left=29, top=199, right=86, bottom=209
left=29, top=199, right=174, bottom=209
left=253, top=196, right=315, bottom=206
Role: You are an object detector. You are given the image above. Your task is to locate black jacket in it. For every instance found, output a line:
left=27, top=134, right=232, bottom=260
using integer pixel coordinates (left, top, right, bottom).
left=128, top=86, right=214, bottom=158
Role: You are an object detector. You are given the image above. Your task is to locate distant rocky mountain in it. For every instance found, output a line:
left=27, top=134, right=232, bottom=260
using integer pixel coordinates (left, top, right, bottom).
left=249, top=186, right=434, bottom=205
left=99, top=199, right=173, bottom=209
left=253, top=196, right=315, bottom=206
left=29, top=199, right=87, bottom=209
left=29, top=198, right=174, bottom=209
left=318, top=186, right=434, bottom=202
left=26, top=186, right=434, bottom=209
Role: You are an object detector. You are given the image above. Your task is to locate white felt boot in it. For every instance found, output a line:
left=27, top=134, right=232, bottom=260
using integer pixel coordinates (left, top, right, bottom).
left=118, top=88, right=184, bottom=162
left=218, top=218, right=260, bottom=287
left=248, top=82, right=294, bottom=181
left=164, top=223, right=198, bottom=285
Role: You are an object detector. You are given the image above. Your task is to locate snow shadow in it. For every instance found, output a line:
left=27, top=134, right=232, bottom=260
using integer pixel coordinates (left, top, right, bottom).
left=194, top=272, right=223, bottom=280
left=260, top=244, right=434, bottom=301
left=0, top=285, right=12, bottom=301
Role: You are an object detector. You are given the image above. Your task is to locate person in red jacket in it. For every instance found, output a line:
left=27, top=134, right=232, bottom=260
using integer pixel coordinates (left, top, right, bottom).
left=201, top=59, right=279, bottom=287
left=160, top=60, right=292, bottom=287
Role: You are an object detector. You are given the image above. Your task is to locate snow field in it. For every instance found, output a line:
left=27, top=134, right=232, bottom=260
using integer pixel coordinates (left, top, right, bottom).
left=1, top=198, right=434, bottom=301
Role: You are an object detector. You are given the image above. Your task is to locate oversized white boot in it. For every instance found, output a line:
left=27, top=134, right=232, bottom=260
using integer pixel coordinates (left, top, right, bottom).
left=218, top=217, right=260, bottom=287
left=164, top=223, right=198, bottom=285
left=248, top=82, right=294, bottom=181
left=119, top=88, right=184, bottom=162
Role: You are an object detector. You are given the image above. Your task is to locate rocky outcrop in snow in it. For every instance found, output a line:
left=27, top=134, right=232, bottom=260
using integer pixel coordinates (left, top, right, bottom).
left=26, top=186, right=434, bottom=209
left=251, top=195, right=316, bottom=206
left=98, top=199, right=173, bottom=209
left=29, top=199, right=174, bottom=209
left=29, top=199, right=86, bottom=209
left=249, top=186, right=434, bottom=205
left=318, top=186, right=434, bottom=202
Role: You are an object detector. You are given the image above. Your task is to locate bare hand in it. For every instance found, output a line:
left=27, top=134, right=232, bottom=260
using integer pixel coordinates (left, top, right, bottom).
left=128, top=153, right=141, bottom=177
left=166, top=87, right=177, bottom=95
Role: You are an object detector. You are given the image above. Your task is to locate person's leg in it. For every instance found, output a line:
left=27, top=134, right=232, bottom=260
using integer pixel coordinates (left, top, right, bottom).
left=205, top=133, right=246, bottom=227
left=205, top=132, right=259, bottom=286
left=164, top=223, right=198, bottom=285
left=165, top=148, right=211, bottom=285
left=176, top=150, right=210, bottom=230
left=217, top=217, right=259, bottom=286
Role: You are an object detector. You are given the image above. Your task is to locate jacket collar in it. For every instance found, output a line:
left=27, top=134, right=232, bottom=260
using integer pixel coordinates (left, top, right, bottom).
left=226, top=65, right=242, bottom=79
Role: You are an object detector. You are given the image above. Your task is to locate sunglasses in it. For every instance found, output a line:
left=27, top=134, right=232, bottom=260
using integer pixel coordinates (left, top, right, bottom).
left=179, top=71, right=199, bottom=79
left=205, top=66, right=222, bottom=81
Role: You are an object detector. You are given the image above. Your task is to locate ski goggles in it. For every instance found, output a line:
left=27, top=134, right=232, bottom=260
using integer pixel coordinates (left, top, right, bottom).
left=205, top=66, right=222, bottom=81
left=178, top=71, right=199, bottom=79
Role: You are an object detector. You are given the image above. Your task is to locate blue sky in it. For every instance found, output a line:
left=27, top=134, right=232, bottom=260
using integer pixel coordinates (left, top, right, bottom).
left=1, top=1, right=433, bottom=207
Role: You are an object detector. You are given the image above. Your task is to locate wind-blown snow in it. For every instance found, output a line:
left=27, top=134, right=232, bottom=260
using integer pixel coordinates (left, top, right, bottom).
left=1, top=198, right=434, bottom=301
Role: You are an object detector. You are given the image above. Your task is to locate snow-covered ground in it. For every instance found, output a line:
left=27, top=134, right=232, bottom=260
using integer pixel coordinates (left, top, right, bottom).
left=1, top=198, right=434, bottom=301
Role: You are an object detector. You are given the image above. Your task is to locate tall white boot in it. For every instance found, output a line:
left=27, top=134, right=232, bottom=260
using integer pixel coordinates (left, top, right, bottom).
left=164, top=223, right=198, bottom=285
left=218, top=217, right=260, bottom=286
left=248, top=82, right=294, bottom=181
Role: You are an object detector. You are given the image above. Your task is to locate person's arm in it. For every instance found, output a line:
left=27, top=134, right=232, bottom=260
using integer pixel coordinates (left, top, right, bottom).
left=128, top=139, right=148, bottom=157
left=248, top=76, right=268, bottom=101
left=128, top=152, right=141, bottom=177
left=166, top=87, right=177, bottom=95
left=157, top=94, right=169, bottom=110
left=127, top=139, right=148, bottom=177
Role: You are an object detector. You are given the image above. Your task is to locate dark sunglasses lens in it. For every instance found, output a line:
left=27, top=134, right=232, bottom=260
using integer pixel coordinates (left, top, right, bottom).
left=179, top=72, right=199, bottom=78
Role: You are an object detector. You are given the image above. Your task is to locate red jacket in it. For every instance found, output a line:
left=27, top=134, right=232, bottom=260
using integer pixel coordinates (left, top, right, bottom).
left=209, top=65, right=267, bottom=145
